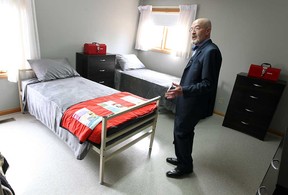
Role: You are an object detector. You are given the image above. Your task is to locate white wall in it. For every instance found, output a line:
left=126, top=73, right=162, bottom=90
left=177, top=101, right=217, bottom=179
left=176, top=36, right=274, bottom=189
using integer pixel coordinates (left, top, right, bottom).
left=140, top=0, right=288, bottom=133
left=35, top=0, right=140, bottom=68
left=0, top=78, right=19, bottom=111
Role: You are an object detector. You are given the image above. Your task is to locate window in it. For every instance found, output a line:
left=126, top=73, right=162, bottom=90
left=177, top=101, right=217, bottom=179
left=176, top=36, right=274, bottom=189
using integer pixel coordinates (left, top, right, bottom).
left=0, top=0, right=40, bottom=82
left=135, top=5, right=197, bottom=58
left=150, top=10, right=179, bottom=54
left=0, top=70, right=7, bottom=78
left=151, top=26, right=179, bottom=54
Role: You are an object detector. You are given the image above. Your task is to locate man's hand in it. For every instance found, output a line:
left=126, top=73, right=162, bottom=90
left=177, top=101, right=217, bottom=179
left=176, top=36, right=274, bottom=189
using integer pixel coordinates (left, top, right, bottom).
left=165, top=83, right=183, bottom=99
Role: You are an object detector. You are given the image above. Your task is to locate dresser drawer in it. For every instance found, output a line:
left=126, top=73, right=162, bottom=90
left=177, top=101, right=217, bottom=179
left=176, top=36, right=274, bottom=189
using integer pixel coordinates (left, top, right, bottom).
left=227, top=98, right=277, bottom=118
left=257, top=139, right=283, bottom=194
left=235, top=74, right=285, bottom=96
left=227, top=105, right=270, bottom=122
left=223, top=115, right=267, bottom=140
left=94, top=79, right=114, bottom=87
left=224, top=108, right=270, bottom=127
left=87, top=55, right=115, bottom=66
left=87, top=65, right=114, bottom=78
left=223, top=118, right=266, bottom=139
left=231, top=87, right=281, bottom=107
left=91, top=73, right=114, bottom=82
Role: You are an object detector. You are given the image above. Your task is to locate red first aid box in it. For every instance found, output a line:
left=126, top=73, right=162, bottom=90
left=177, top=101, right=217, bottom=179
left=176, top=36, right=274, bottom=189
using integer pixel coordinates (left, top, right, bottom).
left=84, top=42, right=106, bottom=55
left=248, top=63, right=281, bottom=81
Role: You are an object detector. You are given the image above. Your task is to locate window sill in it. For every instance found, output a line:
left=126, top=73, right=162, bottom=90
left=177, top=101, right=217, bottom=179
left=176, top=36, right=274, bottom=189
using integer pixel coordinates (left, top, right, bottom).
left=0, top=73, right=8, bottom=79
left=151, top=48, right=172, bottom=54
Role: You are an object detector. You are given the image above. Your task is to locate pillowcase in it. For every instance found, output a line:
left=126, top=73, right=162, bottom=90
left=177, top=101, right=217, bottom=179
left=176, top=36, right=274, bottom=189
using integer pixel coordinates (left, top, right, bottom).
left=116, top=54, right=145, bottom=71
left=28, top=58, right=79, bottom=81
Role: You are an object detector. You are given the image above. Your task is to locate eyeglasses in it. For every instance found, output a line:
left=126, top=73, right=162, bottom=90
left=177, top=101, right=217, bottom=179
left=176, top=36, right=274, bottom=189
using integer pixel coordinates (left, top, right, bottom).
left=189, top=26, right=202, bottom=32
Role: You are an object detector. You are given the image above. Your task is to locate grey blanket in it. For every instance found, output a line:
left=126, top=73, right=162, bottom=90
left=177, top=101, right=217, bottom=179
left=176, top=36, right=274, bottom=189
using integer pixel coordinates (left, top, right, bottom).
left=23, top=76, right=118, bottom=159
left=115, top=68, right=180, bottom=113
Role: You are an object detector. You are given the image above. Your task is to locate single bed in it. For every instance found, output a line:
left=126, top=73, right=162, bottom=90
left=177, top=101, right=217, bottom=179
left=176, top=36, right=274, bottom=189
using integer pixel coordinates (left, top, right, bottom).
left=18, top=58, right=160, bottom=184
left=114, top=54, right=181, bottom=113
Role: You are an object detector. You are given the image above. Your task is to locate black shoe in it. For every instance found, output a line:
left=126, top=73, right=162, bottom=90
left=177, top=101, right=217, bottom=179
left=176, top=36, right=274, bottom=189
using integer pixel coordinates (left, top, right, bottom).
left=166, top=157, right=178, bottom=166
left=166, top=168, right=192, bottom=178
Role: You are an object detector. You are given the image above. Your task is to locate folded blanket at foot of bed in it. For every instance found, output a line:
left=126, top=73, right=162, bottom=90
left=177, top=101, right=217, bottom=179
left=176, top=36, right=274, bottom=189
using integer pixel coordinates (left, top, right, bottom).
left=61, top=92, right=157, bottom=144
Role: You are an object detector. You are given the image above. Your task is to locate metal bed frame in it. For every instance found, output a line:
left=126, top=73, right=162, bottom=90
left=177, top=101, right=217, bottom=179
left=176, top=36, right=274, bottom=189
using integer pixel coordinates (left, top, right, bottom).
left=94, top=96, right=159, bottom=184
left=18, top=69, right=160, bottom=184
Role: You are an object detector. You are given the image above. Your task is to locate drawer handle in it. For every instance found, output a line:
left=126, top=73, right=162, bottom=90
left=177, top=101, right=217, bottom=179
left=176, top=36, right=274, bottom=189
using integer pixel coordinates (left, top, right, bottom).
left=271, top=159, right=280, bottom=170
left=249, top=95, right=258, bottom=99
left=253, top=83, right=262, bottom=87
left=99, top=69, right=105, bottom=72
left=241, top=121, right=249, bottom=125
left=99, top=81, right=105, bottom=84
left=245, top=108, right=254, bottom=113
left=257, top=186, right=267, bottom=195
left=100, top=59, right=106, bottom=62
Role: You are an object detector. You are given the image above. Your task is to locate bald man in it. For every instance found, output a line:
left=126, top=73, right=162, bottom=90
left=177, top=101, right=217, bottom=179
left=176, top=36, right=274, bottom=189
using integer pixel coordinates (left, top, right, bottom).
left=165, top=18, right=222, bottom=178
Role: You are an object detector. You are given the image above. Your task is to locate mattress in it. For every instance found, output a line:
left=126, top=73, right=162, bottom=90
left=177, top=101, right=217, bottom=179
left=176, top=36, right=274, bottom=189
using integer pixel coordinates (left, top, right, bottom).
left=115, top=68, right=181, bottom=112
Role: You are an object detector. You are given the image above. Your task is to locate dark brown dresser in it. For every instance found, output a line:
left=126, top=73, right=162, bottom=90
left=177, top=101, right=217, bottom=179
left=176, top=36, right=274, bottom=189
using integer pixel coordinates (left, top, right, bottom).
left=256, top=128, right=288, bottom=195
left=76, top=52, right=116, bottom=88
left=222, top=73, right=286, bottom=140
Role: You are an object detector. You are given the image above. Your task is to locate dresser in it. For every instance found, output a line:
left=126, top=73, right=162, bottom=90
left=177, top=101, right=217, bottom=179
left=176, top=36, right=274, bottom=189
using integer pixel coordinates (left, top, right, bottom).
left=76, top=52, right=116, bottom=88
left=257, top=128, right=288, bottom=195
left=222, top=73, right=286, bottom=140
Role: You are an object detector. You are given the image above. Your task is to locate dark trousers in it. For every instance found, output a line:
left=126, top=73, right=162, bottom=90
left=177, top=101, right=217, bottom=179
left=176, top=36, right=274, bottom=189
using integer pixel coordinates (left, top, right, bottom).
left=173, top=116, right=200, bottom=171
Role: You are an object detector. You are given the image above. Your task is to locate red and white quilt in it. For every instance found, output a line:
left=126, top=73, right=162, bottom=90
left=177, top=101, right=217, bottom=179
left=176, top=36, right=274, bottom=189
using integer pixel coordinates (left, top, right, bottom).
left=61, top=92, right=157, bottom=144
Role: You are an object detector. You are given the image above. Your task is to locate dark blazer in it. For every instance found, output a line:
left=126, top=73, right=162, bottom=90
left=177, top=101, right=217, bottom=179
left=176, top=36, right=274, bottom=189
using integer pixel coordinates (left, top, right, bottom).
left=176, top=39, right=222, bottom=124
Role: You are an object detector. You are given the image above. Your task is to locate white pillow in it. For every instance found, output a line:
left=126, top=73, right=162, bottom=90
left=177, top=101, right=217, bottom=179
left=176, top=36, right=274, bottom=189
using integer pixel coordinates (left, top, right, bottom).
left=116, top=54, right=145, bottom=71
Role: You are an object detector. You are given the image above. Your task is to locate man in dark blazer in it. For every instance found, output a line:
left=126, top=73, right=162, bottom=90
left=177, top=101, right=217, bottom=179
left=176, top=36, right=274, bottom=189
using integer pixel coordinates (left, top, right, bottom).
left=165, top=18, right=222, bottom=178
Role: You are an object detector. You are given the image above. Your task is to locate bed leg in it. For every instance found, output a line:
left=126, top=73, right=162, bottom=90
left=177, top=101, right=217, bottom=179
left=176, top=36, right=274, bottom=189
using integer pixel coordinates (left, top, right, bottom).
left=99, top=154, right=105, bottom=184
left=99, top=116, right=108, bottom=185
left=149, top=117, right=158, bottom=151
left=149, top=129, right=155, bottom=151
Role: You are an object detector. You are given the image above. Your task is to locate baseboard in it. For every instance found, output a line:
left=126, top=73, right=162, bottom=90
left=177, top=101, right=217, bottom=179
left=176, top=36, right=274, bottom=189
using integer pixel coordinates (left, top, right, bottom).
left=268, top=129, right=284, bottom=137
left=0, top=108, right=21, bottom=116
left=213, top=110, right=225, bottom=117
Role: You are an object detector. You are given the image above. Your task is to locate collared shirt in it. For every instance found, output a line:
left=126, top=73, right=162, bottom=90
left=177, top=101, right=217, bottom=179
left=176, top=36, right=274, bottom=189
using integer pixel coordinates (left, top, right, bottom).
left=192, top=46, right=198, bottom=56
left=192, top=38, right=211, bottom=56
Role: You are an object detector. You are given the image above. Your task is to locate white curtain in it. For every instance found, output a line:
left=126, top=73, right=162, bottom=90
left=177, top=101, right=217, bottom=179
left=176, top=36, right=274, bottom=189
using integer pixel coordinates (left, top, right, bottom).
left=175, top=5, right=197, bottom=59
left=134, top=5, right=153, bottom=51
left=0, top=0, right=40, bottom=82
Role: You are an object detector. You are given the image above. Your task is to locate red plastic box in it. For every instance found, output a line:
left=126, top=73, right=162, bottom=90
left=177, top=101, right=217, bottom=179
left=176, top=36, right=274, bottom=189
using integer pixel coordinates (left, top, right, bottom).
left=84, top=42, right=106, bottom=55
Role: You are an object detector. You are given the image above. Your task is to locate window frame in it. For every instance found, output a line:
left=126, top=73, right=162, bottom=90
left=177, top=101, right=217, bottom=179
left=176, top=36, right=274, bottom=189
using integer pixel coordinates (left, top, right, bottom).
left=0, top=71, right=7, bottom=78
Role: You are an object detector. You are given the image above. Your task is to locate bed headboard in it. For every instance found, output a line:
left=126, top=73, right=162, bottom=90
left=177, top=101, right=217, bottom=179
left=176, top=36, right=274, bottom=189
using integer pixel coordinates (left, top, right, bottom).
left=18, top=69, right=36, bottom=112
left=18, top=69, right=36, bottom=81
left=18, top=69, right=36, bottom=91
